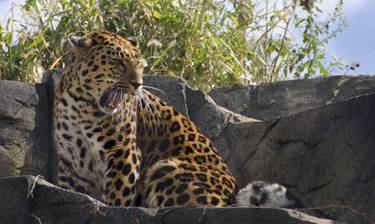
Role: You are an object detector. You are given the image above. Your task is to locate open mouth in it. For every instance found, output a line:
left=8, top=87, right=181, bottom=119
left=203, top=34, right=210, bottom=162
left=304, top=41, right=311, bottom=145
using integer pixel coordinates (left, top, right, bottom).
left=99, top=87, right=126, bottom=111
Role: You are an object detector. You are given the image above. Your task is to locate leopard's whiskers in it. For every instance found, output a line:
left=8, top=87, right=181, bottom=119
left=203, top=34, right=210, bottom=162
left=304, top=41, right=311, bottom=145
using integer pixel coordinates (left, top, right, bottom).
left=142, top=85, right=168, bottom=99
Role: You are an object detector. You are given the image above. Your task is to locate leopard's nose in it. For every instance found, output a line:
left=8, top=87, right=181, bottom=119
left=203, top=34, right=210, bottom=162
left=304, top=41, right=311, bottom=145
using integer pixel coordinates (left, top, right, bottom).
left=130, top=81, right=142, bottom=89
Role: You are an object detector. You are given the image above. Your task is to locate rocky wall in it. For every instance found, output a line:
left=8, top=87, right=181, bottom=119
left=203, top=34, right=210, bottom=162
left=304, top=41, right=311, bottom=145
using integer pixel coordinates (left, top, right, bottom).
left=1, top=72, right=374, bottom=223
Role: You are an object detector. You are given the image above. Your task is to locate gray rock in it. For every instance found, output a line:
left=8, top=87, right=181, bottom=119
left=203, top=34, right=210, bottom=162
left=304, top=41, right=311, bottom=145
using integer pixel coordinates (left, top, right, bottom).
left=0, top=80, right=52, bottom=179
left=0, top=175, right=346, bottom=224
left=213, top=92, right=375, bottom=223
left=143, top=75, right=190, bottom=117
left=185, top=87, right=257, bottom=140
left=1, top=71, right=375, bottom=223
left=209, top=75, right=375, bottom=120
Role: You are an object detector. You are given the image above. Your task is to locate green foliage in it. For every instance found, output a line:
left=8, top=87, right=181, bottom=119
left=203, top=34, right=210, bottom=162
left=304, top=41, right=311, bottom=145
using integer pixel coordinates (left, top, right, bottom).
left=0, top=0, right=346, bottom=90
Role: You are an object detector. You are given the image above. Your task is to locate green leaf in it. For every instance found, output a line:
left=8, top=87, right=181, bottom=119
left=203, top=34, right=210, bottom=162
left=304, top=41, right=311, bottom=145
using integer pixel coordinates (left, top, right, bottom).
left=230, top=16, right=239, bottom=26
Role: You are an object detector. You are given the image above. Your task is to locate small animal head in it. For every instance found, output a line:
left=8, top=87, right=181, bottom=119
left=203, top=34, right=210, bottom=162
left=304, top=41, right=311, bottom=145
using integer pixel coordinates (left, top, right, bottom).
left=236, top=181, right=297, bottom=208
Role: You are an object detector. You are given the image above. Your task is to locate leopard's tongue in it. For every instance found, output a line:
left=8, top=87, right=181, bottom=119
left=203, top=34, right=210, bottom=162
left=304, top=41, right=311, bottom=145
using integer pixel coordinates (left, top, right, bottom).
left=99, top=88, right=123, bottom=110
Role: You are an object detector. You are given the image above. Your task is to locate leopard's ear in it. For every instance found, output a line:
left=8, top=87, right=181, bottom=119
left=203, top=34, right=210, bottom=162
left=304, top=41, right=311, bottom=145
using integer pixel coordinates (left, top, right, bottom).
left=127, top=38, right=138, bottom=47
left=70, top=36, right=93, bottom=49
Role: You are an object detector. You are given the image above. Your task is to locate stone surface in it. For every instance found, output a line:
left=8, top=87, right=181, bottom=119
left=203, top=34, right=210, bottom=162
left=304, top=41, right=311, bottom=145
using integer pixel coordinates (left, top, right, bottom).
left=144, top=75, right=190, bottom=117
left=0, top=175, right=346, bottom=224
left=0, top=80, right=52, bottom=179
left=1, top=72, right=375, bottom=223
left=213, top=92, right=375, bottom=223
left=209, top=75, right=375, bottom=120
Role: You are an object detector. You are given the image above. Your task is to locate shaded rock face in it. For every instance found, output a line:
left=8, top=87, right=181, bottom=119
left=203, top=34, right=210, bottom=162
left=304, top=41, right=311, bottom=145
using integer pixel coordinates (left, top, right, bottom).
left=0, top=80, right=53, bottom=179
left=1, top=72, right=375, bottom=223
left=214, top=93, right=375, bottom=222
left=209, top=75, right=375, bottom=120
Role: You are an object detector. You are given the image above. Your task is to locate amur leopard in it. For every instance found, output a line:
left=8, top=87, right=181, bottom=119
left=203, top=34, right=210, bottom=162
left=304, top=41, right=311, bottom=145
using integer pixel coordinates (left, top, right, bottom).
left=53, top=30, right=295, bottom=208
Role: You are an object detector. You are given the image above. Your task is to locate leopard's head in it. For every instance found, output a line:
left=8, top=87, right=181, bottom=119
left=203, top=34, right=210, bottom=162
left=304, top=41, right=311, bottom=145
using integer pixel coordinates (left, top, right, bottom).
left=69, top=30, right=143, bottom=114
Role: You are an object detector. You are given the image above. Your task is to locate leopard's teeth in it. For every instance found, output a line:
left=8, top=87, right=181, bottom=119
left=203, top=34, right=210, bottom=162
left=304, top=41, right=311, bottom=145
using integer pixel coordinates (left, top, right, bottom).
left=100, top=88, right=125, bottom=113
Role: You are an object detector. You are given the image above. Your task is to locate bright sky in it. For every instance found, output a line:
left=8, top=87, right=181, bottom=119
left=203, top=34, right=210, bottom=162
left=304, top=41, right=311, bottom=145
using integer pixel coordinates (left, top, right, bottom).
left=0, top=0, right=22, bottom=22
left=323, top=0, right=375, bottom=75
left=0, top=0, right=374, bottom=75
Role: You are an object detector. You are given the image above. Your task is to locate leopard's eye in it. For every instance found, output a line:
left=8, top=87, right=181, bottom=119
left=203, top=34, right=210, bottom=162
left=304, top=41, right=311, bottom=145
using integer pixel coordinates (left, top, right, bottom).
left=113, top=59, right=125, bottom=68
